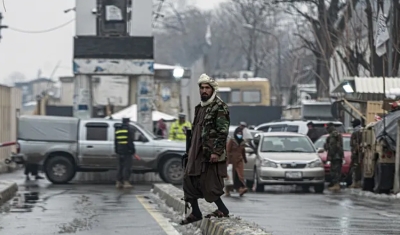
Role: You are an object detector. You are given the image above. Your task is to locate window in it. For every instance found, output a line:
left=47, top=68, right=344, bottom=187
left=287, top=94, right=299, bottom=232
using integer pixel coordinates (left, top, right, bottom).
left=86, top=123, right=108, bottom=141
left=314, top=136, right=351, bottom=151
left=231, top=90, right=241, bottom=103
left=269, top=126, right=286, bottom=132
left=129, top=125, right=148, bottom=142
left=286, top=125, right=299, bottom=133
left=242, top=90, right=261, bottom=103
left=261, top=136, right=315, bottom=153
left=257, top=126, right=270, bottom=132
left=219, top=92, right=230, bottom=103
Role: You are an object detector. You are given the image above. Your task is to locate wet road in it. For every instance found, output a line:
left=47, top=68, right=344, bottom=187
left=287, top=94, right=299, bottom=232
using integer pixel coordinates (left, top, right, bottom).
left=223, top=186, right=400, bottom=235
left=0, top=172, right=180, bottom=235
left=3, top=171, right=400, bottom=235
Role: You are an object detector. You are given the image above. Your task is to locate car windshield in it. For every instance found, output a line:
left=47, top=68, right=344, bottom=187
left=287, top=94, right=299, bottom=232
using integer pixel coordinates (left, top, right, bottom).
left=314, top=136, right=350, bottom=151
left=260, top=136, right=315, bottom=153
left=131, top=122, right=158, bottom=139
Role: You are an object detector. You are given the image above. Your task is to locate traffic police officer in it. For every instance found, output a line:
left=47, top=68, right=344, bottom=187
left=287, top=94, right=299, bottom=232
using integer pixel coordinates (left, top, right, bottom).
left=114, top=118, right=135, bottom=189
left=169, top=113, right=191, bottom=141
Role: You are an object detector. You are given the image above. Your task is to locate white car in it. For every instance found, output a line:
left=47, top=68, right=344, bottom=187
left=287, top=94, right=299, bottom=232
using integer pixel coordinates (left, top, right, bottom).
left=255, top=120, right=345, bottom=135
left=244, top=132, right=325, bottom=193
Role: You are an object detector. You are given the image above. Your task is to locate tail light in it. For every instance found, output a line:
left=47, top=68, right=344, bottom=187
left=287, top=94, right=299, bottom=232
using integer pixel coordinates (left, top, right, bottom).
left=16, top=142, right=20, bottom=154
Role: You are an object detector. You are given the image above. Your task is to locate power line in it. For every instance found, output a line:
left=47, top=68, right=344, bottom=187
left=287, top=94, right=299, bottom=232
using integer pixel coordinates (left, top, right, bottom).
left=8, top=18, right=74, bottom=34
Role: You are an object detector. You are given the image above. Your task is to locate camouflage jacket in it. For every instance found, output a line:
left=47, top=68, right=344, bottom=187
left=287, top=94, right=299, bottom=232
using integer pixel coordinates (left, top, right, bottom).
left=350, top=125, right=362, bottom=155
left=324, top=130, right=344, bottom=160
left=194, top=96, right=230, bottom=162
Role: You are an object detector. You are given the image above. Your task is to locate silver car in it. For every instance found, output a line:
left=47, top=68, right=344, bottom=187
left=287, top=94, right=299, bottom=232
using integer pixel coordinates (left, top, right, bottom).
left=244, top=132, right=325, bottom=193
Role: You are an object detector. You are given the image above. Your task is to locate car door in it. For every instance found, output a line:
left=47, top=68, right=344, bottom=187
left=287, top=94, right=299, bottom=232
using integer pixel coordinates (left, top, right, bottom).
left=244, top=147, right=257, bottom=180
left=129, top=124, right=155, bottom=170
left=79, top=122, right=113, bottom=168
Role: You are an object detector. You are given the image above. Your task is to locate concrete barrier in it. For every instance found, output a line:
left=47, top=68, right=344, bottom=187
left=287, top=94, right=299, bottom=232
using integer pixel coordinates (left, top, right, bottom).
left=0, top=180, right=18, bottom=206
left=74, top=171, right=162, bottom=183
left=153, top=184, right=271, bottom=235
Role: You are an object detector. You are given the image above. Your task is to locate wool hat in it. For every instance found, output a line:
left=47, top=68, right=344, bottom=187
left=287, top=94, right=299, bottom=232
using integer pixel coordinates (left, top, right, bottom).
left=198, top=74, right=219, bottom=91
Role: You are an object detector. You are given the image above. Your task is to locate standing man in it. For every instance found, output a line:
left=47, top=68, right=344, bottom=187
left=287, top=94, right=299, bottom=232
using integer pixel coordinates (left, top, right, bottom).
left=169, top=113, right=192, bottom=141
left=324, top=122, right=344, bottom=192
left=114, top=118, right=135, bottom=189
left=306, top=122, right=318, bottom=143
left=349, top=118, right=362, bottom=188
left=181, top=74, right=230, bottom=225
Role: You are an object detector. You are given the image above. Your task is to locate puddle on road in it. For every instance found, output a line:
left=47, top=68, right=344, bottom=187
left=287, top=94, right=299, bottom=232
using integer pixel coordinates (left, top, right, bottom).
left=9, top=191, right=41, bottom=213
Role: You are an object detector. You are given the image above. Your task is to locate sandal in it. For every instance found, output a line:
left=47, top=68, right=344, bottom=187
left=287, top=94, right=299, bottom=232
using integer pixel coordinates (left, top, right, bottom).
left=239, top=187, right=248, bottom=197
left=180, top=214, right=202, bottom=225
left=204, top=210, right=229, bottom=218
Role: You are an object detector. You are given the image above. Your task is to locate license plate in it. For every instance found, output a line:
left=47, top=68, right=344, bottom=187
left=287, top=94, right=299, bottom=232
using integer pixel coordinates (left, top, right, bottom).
left=285, top=172, right=302, bottom=179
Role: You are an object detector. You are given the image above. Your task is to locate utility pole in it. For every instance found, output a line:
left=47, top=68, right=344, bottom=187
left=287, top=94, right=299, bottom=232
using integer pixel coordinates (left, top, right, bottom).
left=0, top=12, right=8, bottom=41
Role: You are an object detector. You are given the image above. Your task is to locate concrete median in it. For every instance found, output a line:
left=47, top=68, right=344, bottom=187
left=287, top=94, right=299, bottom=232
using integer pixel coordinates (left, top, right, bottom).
left=0, top=180, right=18, bottom=206
left=153, top=184, right=271, bottom=235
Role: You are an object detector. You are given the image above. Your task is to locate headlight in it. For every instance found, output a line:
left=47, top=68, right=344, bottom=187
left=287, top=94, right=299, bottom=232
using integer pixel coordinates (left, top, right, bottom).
left=326, top=159, right=346, bottom=165
left=308, top=159, right=323, bottom=168
left=261, top=159, right=278, bottom=168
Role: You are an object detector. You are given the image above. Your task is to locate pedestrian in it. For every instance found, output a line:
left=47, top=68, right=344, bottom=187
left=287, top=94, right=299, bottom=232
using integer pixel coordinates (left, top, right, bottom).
left=324, top=122, right=344, bottom=192
left=114, top=118, right=135, bottom=189
left=349, top=118, right=362, bottom=188
left=155, top=119, right=167, bottom=138
left=169, top=113, right=191, bottom=141
left=239, top=121, right=252, bottom=141
left=181, top=73, right=230, bottom=225
left=225, top=127, right=248, bottom=197
left=24, top=163, right=44, bottom=181
left=306, top=122, right=318, bottom=143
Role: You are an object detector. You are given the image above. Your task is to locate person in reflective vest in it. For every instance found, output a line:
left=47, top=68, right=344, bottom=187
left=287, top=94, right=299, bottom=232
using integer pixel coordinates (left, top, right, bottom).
left=114, top=118, right=135, bottom=189
left=169, top=113, right=192, bottom=141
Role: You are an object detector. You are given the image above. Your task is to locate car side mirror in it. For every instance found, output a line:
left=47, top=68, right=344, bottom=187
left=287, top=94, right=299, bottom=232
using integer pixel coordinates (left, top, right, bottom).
left=317, top=148, right=325, bottom=153
left=245, top=147, right=255, bottom=154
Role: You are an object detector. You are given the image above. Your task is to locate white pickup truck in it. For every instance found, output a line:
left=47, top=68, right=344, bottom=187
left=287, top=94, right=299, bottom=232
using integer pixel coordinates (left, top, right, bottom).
left=16, top=115, right=186, bottom=184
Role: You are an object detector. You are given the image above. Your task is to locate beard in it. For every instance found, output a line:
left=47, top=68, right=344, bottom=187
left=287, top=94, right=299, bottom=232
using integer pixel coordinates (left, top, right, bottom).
left=201, top=93, right=211, bottom=101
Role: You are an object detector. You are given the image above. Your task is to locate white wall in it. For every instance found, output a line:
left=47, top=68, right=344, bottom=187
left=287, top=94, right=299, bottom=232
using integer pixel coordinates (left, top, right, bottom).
left=75, top=0, right=97, bottom=36
left=129, top=0, right=152, bottom=36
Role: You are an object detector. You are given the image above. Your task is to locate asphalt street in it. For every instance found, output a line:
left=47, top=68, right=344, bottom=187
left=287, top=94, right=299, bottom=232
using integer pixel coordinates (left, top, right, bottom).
left=2, top=171, right=400, bottom=235
left=0, top=171, right=181, bottom=235
left=223, top=186, right=400, bottom=235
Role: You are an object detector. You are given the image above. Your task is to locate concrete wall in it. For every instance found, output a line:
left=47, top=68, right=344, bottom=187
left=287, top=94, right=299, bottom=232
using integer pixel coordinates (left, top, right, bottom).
left=153, top=78, right=180, bottom=117
left=0, top=85, right=22, bottom=172
left=75, top=0, right=97, bottom=36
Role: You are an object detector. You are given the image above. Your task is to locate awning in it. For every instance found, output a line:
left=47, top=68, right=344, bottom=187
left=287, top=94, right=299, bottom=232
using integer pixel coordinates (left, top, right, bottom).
left=219, top=87, right=231, bottom=92
left=332, top=77, right=400, bottom=94
left=109, top=104, right=177, bottom=122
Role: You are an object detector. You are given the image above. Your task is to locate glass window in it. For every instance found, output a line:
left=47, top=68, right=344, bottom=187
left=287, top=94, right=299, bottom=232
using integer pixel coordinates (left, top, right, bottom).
left=261, top=136, right=315, bottom=153
left=128, top=125, right=148, bottom=142
left=219, top=92, right=230, bottom=103
left=286, top=125, right=299, bottom=133
left=86, top=126, right=108, bottom=141
left=269, top=126, right=286, bottom=132
left=257, top=126, right=270, bottom=132
left=242, top=90, right=261, bottom=103
left=314, top=136, right=350, bottom=151
left=231, top=90, right=241, bottom=103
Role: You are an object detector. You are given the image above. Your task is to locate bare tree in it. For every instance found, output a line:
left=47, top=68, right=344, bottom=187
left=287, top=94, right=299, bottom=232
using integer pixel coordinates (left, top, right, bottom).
left=277, top=0, right=360, bottom=98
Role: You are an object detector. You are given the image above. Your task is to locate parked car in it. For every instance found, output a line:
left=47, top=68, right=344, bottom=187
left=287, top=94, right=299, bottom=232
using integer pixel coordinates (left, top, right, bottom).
left=16, top=115, right=186, bottom=185
left=244, top=132, right=325, bottom=193
left=314, top=134, right=352, bottom=185
left=255, top=120, right=345, bottom=138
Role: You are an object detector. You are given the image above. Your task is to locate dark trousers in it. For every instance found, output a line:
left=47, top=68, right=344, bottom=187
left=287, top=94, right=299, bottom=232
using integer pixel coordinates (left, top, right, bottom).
left=351, top=153, right=362, bottom=181
left=25, top=163, right=39, bottom=176
left=117, top=155, right=132, bottom=182
left=330, top=159, right=343, bottom=184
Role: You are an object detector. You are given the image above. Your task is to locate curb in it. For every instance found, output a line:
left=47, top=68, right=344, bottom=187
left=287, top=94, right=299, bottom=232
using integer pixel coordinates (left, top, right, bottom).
left=0, top=180, right=18, bottom=206
left=153, top=184, right=271, bottom=235
left=349, top=188, right=400, bottom=201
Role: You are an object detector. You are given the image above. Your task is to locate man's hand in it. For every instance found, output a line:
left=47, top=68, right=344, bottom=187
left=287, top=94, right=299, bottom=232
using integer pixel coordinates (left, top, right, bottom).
left=210, top=154, right=219, bottom=163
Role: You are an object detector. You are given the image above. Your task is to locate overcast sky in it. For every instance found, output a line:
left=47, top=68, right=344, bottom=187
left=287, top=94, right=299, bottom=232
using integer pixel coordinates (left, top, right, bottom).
left=0, top=0, right=227, bottom=85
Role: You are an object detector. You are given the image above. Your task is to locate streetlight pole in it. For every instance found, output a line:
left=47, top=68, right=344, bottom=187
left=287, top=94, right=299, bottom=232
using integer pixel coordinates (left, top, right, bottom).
left=243, top=24, right=282, bottom=105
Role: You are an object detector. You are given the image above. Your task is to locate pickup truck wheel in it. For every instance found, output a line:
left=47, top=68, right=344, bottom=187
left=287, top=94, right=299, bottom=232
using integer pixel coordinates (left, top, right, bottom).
left=45, top=156, right=76, bottom=184
left=160, top=157, right=183, bottom=185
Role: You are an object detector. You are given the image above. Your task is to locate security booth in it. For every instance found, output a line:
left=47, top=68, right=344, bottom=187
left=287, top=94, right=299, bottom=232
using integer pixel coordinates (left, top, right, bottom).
left=332, top=76, right=400, bottom=193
